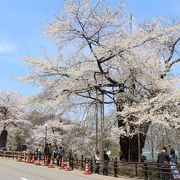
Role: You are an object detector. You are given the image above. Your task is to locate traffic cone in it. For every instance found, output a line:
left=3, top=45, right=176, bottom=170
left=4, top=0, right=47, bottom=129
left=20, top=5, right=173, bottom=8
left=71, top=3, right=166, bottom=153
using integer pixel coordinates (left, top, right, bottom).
left=16, top=153, right=22, bottom=162
left=31, top=155, right=35, bottom=164
left=66, top=161, right=70, bottom=171
left=48, top=158, right=54, bottom=168
left=25, top=154, right=30, bottom=163
left=60, top=159, right=64, bottom=169
left=35, top=157, right=41, bottom=165
left=84, top=162, right=90, bottom=175
left=43, top=157, right=48, bottom=166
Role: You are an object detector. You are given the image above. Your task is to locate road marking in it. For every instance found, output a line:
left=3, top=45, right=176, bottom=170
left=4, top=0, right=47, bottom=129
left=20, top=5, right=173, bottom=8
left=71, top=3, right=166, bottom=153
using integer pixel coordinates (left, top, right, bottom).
left=20, top=178, right=28, bottom=180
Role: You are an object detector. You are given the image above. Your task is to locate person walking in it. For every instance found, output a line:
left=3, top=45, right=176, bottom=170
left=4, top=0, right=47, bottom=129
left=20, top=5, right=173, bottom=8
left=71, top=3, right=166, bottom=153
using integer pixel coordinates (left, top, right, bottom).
left=103, top=150, right=110, bottom=176
left=95, top=151, right=100, bottom=174
left=157, top=147, right=170, bottom=180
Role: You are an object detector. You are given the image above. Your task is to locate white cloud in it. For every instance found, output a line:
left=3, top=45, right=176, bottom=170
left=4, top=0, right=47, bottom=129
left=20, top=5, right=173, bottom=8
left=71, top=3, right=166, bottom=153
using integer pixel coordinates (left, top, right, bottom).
left=0, top=42, right=16, bottom=52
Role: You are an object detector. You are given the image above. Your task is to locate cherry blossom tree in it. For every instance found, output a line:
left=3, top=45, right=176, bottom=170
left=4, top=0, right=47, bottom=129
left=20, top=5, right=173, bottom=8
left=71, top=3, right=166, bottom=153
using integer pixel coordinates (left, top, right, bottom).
left=19, top=0, right=180, bottom=161
left=0, top=91, right=30, bottom=128
left=0, top=91, right=32, bottom=149
left=32, top=119, right=73, bottom=149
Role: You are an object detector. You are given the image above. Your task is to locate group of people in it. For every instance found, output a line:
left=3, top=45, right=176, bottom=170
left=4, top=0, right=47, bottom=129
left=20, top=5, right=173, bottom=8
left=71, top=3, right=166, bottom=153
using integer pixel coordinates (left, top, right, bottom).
left=94, top=146, right=179, bottom=178
left=94, top=149, right=110, bottom=175
left=36, top=144, right=77, bottom=169
left=157, top=146, right=179, bottom=180
left=35, top=143, right=64, bottom=165
left=44, top=144, right=64, bottom=165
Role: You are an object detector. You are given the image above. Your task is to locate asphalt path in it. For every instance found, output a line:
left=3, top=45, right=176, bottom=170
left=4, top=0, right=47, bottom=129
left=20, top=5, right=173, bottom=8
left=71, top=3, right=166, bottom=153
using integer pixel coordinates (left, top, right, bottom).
left=0, top=158, right=139, bottom=180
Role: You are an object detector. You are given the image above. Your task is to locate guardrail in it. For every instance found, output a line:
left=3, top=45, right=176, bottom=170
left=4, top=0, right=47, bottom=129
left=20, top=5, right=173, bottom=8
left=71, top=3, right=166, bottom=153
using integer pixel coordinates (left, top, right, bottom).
left=0, top=150, right=179, bottom=180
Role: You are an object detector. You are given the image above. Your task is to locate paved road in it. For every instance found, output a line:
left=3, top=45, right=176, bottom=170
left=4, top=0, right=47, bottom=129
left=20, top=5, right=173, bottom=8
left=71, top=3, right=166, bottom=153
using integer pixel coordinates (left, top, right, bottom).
left=0, top=158, right=139, bottom=180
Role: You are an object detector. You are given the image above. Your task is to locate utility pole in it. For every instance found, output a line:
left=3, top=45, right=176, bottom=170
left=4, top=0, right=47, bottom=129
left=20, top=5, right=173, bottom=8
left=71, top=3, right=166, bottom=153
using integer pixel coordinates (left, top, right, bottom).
left=95, top=87, right=99, bottom=150
left=100, top=93, right=104, bottom=159
left=100, top=73, right=105, bottom=160
left=138, top=130, right=141, bottom=163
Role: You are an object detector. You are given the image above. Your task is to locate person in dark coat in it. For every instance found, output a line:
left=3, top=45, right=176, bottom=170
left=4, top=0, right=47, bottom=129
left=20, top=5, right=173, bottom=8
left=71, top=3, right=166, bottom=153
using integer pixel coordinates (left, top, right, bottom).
left=157, top=147, right=170, bottom=180
left=103, top=150, right=110, bottom=175
left=44, top=143, right=49, bottom=162
left=48, top=143, right=53, bottom=164
left=68, top=149, right=74, bottom=170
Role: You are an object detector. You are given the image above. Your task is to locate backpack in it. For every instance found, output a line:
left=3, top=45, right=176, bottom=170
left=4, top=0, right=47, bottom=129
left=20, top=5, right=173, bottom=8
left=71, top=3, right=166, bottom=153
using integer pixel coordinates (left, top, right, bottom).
left=57, top=149, right=63, bottom=158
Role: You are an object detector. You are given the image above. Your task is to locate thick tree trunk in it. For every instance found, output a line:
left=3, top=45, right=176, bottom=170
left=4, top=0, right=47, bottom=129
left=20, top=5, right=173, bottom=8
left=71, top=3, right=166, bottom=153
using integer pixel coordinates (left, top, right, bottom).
left=118, top=115, right=150, bottom=162
left=116, top=91, right=149, bottom=162
left=0, top=129, right=8, bottom=148
left=119, top=131, right=147, bottom=161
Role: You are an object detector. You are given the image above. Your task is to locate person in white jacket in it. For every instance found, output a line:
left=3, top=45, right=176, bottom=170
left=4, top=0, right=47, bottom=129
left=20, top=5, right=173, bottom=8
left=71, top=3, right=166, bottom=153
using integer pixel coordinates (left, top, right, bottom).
left=95, top=151, right=100, bottom=174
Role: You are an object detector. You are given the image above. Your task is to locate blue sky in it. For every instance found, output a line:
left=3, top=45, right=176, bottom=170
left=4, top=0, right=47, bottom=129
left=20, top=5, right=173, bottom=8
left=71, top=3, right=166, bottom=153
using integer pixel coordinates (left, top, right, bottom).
left=0, top=0, right=179, bottom=96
